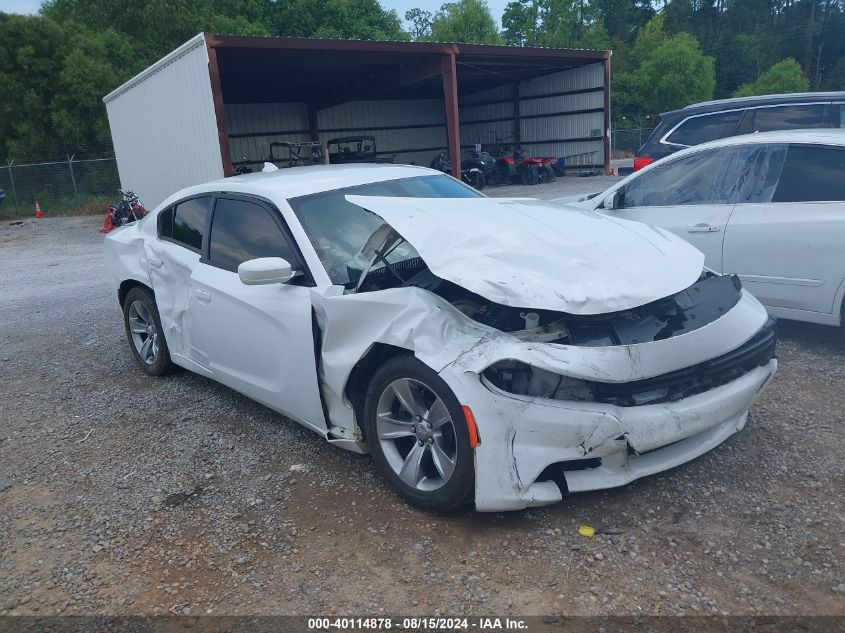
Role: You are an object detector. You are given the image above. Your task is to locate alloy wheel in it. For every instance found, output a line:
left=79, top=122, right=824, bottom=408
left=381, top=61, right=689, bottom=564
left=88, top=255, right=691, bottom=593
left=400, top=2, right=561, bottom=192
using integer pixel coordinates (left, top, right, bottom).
left=127, top=300, right=159, bottom=365
left=375, top=378, right=458, bottom=492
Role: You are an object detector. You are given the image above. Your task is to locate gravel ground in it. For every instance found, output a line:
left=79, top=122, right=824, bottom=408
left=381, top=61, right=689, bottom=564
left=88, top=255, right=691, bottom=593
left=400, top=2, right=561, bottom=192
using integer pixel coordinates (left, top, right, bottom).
left=1, top=189, right=843, bottom=618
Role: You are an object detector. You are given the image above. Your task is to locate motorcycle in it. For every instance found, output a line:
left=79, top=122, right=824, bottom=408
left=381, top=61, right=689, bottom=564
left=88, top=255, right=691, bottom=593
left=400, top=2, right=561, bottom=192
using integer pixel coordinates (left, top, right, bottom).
left=430, top=152, right=485, bottom=190
left=100, top=190, right=147, bottom=233
left=461, top=148, right=509, bottom=187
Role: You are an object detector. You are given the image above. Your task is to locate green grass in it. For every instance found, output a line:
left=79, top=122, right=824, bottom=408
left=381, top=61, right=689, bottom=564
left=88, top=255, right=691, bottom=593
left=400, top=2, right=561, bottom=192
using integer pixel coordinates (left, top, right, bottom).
left=0, top=194, right=112, bottom=221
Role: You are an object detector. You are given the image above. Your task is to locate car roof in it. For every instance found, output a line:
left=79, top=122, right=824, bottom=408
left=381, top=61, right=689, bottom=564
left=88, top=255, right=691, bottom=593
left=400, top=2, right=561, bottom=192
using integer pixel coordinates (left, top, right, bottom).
left=690, top=128, right=845, bottom=151
left=165, top=163, right=441, bottom=207
left=659, top=91, right=845, bottom=120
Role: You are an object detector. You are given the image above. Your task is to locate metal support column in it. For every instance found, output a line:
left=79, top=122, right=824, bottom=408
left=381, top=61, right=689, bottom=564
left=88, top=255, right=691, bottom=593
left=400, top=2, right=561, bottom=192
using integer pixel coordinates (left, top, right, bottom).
left=603, top=54, right=612, bottom=175
left=441, top=49, right=461, bottom=180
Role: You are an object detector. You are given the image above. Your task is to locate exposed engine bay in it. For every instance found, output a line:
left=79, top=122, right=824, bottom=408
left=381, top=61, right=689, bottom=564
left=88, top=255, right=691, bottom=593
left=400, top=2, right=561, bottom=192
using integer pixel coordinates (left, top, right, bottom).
left=349, top=231, right=743, bottom=347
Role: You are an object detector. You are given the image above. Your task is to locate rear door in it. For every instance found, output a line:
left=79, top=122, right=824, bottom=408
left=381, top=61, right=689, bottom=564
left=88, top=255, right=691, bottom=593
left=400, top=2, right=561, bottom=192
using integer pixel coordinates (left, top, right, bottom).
left=723, top=143, right=845, bottom=316
left=603, top=147, right=744, bottom=270
left=188, top=194, right=326, bottom=431
left=146, top=195, right=214, bottom=373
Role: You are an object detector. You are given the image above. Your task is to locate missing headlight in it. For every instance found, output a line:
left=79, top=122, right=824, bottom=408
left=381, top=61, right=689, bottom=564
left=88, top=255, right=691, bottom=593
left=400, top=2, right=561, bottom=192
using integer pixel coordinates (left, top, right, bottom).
left=483, top=361, right=594, bottom=402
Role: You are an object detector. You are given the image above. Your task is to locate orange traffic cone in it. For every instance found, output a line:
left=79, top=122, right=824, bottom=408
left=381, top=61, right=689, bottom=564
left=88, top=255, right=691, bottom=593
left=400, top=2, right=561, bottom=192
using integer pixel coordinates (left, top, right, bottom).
left=34, top=200, right=45, bottom=218
left=99, top=207, right=115, bottom=234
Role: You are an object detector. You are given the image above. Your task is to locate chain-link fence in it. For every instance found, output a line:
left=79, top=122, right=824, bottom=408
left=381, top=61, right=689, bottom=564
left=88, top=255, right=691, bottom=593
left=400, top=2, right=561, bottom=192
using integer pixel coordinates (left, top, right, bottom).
left=0, top=154, right=120, bottom=220
left=611, top=127, right=655, bottom=158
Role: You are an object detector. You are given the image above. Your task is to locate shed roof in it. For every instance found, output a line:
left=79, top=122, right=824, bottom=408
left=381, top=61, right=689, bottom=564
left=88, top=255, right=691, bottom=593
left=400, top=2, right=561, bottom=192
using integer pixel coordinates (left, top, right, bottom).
left=207, top=34, right=609, bottom=104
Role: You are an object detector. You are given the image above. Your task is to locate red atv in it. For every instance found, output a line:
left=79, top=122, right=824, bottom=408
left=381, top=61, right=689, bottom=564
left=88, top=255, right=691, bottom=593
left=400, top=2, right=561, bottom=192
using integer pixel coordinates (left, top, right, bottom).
left=512, top=148, right=557, bottom=185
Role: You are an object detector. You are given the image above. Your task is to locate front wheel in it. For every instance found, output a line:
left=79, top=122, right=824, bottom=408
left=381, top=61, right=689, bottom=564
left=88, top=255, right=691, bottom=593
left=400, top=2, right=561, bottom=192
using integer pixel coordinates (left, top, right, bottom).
left=364, top=356, right=474, bottom=512
left=520, top=165, right=539, bottom=185
left=539, top=166, right=556, bottom=183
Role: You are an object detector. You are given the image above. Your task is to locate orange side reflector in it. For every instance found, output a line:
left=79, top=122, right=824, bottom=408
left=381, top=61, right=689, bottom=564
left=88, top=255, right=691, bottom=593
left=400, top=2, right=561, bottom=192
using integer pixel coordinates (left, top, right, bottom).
left=462, top=405, right=480, bottom=448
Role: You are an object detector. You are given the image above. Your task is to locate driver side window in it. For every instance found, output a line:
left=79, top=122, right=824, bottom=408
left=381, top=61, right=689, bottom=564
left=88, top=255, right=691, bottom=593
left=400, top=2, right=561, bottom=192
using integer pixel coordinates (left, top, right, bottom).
left=620, top=148, right=737, bottom=208
left=207, top=198, right=299, bottom=274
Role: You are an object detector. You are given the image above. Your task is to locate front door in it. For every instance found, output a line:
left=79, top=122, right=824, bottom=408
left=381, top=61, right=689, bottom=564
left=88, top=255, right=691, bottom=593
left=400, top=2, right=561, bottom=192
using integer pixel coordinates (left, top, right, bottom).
left=599, top=147, right=743, bottom=271
left=189, top=195, right=326, bottom=431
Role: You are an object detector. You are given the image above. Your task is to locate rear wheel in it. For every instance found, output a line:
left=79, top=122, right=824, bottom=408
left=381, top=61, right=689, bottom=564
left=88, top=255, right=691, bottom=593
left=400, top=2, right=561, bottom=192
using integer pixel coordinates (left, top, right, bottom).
left=123, top=286, right=175, bottom=376
left=364, top=356, right=474, bottom=512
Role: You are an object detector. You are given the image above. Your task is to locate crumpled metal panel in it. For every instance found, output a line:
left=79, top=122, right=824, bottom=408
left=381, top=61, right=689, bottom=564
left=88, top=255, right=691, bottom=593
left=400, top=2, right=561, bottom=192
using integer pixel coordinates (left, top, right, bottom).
left=346, top=195, right=705, bottom=315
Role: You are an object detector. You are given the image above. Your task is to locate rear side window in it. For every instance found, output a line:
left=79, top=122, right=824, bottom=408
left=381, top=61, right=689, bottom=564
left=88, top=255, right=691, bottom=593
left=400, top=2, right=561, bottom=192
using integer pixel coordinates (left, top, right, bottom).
left=771, top=145, right=845, bottom=202
left=208, top=198, right=297, bottom=272
left=158, top=207, right=174, bottom=239
left=172, top=197, right=212, bottom=251
left=748, top=104, right=826, bottom=133
left=621, top=148, right=738, bottom=208
left=665, top=110, right=742, bottom=146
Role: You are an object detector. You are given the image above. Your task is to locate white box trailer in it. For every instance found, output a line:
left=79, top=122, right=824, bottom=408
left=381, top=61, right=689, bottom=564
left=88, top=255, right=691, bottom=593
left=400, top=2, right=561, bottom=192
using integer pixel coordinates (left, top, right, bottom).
left=104, top=33, right=611, bottom=209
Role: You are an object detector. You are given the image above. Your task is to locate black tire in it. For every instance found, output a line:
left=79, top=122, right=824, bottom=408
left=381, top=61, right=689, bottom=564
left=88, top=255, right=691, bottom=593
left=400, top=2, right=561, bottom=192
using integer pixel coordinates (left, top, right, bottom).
left=363, top=355, right=475, bottom=512
left=520, top=165, right=539, bottom=185
left=122, top=286, right=175, bottom=376
left=541, top=166, right=556, bottom=183
left=465, top=170, right=485, bottom=190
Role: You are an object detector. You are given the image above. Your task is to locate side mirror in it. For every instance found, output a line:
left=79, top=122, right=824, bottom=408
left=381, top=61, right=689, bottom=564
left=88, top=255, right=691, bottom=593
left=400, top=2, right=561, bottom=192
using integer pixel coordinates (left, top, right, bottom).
left=238, top=257, right=300, bottom=285
left=600, top=190, right=622, bottom=210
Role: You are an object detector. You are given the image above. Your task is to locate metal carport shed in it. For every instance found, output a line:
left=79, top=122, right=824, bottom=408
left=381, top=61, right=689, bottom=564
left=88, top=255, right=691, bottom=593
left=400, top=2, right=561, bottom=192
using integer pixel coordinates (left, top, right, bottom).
left=104, top=33, right=610, bottom=209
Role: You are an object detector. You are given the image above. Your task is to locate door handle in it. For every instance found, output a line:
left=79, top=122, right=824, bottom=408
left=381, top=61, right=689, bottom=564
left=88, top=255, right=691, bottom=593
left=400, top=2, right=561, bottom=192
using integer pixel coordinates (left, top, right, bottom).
left=687, top=223, right=721, bottom=233
left=148, top=256, right=163, bottom=268
left=194, top=289, right=211, bottom=302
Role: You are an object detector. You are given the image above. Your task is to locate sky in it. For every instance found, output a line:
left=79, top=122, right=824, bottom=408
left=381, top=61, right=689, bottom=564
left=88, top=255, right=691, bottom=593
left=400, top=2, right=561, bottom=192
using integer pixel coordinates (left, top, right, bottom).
left=2, top=0, right=41, bottom=13
left=382, top=0, right=509, bottom=24
left=1, top=0, right=511, bottom=24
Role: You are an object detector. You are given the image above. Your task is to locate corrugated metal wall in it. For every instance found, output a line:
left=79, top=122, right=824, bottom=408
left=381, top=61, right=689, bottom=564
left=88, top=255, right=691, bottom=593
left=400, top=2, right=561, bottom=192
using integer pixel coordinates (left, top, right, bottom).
left=227, top=100, right=447, bottom=169
left=224, top=62, right=605, bottom=175
left=459, top=62, right=606, bottom=167
left=104, top=35, right=223, bottom=209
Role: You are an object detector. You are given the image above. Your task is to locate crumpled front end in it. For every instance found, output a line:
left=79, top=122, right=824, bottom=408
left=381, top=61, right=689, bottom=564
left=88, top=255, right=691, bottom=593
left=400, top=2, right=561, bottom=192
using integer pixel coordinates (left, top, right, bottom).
left=438, top=291, right=777, bottom=511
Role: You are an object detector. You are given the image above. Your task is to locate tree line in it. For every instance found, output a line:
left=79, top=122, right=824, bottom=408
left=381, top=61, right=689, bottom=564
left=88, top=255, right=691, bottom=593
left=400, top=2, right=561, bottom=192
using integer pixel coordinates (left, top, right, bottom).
left=1, top=0, right=843, bottom=161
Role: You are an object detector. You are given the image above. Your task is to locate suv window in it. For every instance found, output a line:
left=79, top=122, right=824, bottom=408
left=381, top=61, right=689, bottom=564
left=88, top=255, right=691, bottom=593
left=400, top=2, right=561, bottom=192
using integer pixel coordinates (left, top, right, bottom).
left=747, top=104, right=826, bottom=133
left=733, top=145, right=788, bottom=204
left=772, top=145, right=845, bottom=203
left=172, top=197, right=212, bottom=251
left=665, top=110, right=742, bottom=146
left=621, top=149, right=738, bottom=208
left=208, top=198, right=297, bottom=273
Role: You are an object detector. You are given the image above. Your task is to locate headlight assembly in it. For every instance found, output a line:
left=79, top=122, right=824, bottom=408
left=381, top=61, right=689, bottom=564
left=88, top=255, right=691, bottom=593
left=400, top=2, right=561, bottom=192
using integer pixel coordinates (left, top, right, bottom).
left=482, top=360, right=594, bottom=402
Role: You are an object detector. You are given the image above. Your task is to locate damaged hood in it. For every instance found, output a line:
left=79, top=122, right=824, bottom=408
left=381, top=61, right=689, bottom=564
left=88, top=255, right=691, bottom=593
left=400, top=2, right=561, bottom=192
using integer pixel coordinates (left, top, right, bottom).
left=345, top=195, right=705, bottom=315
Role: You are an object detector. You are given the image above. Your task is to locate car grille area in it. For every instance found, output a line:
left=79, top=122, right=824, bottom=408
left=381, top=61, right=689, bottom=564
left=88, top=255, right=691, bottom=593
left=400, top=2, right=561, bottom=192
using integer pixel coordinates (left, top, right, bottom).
left=590, top=319, right=776, bottom=407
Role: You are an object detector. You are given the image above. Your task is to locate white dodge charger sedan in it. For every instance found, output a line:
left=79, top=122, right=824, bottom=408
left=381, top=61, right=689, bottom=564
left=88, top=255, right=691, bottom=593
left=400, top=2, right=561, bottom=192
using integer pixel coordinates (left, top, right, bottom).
left=104, top=164, right=776, bottom=512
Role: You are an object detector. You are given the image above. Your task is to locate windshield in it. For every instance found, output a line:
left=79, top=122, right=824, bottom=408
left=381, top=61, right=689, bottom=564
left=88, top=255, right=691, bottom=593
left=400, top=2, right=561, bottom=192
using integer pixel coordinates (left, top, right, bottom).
left=288, top=174, right=481, bottom=285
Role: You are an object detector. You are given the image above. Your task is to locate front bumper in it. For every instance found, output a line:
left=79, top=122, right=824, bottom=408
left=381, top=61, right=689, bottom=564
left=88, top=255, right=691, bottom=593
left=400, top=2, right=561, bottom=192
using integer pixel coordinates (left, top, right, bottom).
left=444, top=358, right=776, bottom=512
